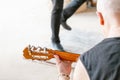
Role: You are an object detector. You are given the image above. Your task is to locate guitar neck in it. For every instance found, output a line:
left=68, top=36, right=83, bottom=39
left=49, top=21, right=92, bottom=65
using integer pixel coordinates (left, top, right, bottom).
left=23, top=46, right=80, bottom=62
left=48, top=50, right=80, bottom=62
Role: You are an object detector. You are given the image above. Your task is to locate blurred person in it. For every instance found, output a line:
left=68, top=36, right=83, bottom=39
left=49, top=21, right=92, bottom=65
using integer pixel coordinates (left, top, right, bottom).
left=51, top=0, right=86, bottom=51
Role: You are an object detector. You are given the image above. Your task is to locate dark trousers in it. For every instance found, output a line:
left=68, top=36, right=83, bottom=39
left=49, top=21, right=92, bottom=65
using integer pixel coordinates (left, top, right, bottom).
left=51, top=0, right=86, bottom=43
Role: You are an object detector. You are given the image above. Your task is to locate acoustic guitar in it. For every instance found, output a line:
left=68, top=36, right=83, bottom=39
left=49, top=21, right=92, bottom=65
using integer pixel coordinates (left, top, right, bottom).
left=23, top=45, right=80, bottom=63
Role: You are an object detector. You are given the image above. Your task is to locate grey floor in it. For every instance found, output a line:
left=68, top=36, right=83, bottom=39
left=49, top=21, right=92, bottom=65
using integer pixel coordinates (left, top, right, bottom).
left=0, top=0, right=103, bottom=80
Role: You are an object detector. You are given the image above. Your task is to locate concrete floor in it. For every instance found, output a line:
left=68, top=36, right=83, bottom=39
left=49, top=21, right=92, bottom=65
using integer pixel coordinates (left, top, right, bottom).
left=0, top=0, right=103, bottom=80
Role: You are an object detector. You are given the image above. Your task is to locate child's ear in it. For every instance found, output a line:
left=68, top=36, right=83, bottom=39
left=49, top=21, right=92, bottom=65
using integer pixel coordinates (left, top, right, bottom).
left=96, top=11, right=104, bottom=25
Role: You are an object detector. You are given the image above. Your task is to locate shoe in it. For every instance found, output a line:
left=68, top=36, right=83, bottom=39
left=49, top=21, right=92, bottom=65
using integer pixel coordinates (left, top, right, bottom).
left=61, top=21, right=72, bottom=31
left=51, top=42, right=65, bottom=51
